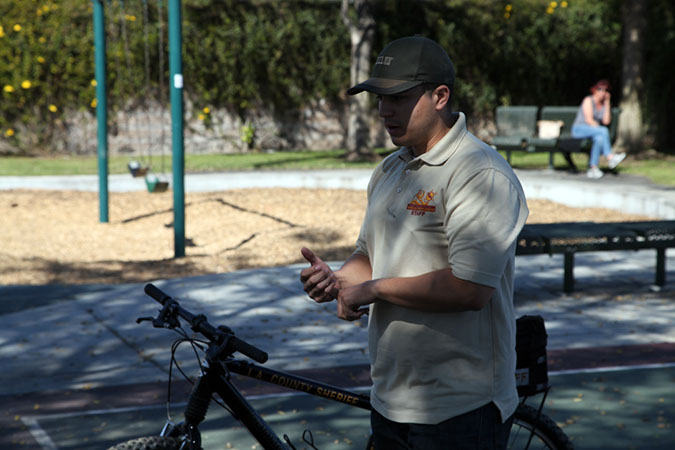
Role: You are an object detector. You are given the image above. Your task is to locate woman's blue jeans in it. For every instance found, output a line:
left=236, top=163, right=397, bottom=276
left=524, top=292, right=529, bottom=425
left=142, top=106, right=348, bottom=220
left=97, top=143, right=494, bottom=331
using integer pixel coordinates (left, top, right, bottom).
left=571, top=124, right=612, bottom=167
left=371, top=403, right=514, bottom=449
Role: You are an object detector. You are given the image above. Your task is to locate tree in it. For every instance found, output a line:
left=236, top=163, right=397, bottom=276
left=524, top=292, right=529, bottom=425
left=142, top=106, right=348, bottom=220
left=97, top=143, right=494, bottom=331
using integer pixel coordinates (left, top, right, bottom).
left=341, top=0, right=377, bottom=161
left=616, top=0, right=649, bottom=153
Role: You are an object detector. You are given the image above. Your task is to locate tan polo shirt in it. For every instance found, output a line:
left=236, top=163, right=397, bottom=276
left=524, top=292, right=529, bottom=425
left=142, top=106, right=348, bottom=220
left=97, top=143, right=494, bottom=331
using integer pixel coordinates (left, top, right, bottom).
left=354, top=112, right=529, bottom=424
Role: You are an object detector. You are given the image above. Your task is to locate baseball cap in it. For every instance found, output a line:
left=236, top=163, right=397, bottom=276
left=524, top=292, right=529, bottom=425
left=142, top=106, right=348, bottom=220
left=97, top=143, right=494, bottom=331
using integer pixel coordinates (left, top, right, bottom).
left=347, top=36, right=455, bottom=96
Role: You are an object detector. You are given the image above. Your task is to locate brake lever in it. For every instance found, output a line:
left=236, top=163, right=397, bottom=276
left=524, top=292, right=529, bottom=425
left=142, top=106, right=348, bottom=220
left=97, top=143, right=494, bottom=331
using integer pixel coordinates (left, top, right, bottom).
left=136, top=302, right=181, bottom=329
left=136, top=315, right=177, bottom=329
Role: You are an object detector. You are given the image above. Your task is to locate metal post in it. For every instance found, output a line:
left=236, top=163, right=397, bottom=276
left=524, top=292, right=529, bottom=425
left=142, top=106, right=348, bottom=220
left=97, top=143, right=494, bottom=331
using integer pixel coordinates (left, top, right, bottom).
left=656, top=248, right=666, bottom=287
left=93, top=0, right=109, bottom=223
left=168, top=0, right=185, bottom=257
left=563, top=252, right=575, bottom=294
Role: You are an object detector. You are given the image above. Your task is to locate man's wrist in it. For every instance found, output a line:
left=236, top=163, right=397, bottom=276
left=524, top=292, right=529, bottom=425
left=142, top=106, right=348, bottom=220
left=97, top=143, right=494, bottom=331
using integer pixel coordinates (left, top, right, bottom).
left=368, top=279, right=383, bottom=304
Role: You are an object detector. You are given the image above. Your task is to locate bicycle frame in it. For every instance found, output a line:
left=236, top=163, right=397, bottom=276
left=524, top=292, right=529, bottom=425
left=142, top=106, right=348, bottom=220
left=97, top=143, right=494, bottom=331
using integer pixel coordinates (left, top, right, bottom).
left=162, top=348, right=372, bottom=449
left=228, top=360, right=371, bottom=410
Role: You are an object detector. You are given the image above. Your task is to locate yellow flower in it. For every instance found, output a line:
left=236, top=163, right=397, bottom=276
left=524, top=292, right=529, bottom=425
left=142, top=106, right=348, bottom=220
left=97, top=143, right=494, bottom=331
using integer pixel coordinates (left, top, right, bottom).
left=561, top=1, right=568, bottom=7
left=48, top=104, right=58, bottom=113
left=37, top=56, right=46, bottom=64
left=43, top=5, right=51, bottom=13
left=91, top=98, right=98, bottom=108
left=0, top=26, right=5, bottom=38
left=5, top=129, right=15, bottom=137
left=3, top=85, right=14, bottom=93
left=125, top=14, right=137, bottom=22
left=505, top=12, right=511, bottom=19
left=546, top=6, right=555, bottom=14
left=203, top=107, right=210, bottom=114
left=550, top=1, right=558, bottom=7
left=37, top=9, right=43, bottom=16
left=39, top=36, right=46, bottom=43
left=13, top=24, right=22, bottom=32
left=198, top=114, right=206, bottom=121
left=91, top=79, right=97, bottom=87
left=505, top=4, right=513, bottom=12
left=21, top=80, right=32, bottom=89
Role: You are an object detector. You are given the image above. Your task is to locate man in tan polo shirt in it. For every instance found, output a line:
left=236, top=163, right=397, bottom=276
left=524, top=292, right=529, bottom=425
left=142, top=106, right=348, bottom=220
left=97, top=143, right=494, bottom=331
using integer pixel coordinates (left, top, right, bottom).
left=300, top=36, right=529, bottom=449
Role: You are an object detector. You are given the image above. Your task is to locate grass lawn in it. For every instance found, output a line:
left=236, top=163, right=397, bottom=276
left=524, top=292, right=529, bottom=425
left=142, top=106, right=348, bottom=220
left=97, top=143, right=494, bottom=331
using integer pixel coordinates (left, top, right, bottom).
left=508, top=151, right=675, bottom=186
left=1, top=148, right=674, bottom=186
left=0, top=149, right=393, bottom=176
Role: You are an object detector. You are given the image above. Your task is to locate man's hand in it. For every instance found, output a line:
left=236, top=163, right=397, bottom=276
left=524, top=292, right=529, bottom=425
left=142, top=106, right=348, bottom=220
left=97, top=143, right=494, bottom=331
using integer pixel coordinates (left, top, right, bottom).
left=337, top=281, right=375, bottom=321
left=300, top=247, right=339, bottom=303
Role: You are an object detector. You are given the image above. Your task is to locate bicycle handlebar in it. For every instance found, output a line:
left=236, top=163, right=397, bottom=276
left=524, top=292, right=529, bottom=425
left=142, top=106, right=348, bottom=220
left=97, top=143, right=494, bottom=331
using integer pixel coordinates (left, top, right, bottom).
left=144, top=283, right=173, bottom=306
left=144, top=283, right=268, bottom=364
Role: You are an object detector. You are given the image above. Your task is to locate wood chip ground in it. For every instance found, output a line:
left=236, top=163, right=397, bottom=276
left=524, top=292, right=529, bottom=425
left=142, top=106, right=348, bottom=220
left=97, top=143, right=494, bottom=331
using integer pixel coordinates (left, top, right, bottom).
left=1, top=189, right=654, bottom=285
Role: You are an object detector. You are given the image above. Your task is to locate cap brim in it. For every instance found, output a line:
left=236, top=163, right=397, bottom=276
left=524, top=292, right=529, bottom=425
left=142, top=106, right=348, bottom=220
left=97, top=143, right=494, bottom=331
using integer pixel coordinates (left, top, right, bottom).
left=347, top=78, right=423, bottom=96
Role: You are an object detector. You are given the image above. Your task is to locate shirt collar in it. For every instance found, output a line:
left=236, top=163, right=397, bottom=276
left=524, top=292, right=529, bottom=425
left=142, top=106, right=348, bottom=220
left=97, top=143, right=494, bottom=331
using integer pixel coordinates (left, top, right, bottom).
left=397, top=112, right=467, bottom=167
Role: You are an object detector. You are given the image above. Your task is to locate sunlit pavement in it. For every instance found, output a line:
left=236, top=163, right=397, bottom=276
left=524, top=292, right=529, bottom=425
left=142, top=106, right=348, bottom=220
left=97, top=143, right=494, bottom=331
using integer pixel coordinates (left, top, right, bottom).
left=2, top=259, right=673, bottom=449
left=5, top=365, right=675, bottom=449
left=1, top=169, right=674, bottom=449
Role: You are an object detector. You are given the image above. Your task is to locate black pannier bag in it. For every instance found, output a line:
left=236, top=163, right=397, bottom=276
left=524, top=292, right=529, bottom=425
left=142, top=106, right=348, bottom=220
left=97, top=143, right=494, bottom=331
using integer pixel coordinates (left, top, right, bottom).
left=515, top=315, right=549, bottom=396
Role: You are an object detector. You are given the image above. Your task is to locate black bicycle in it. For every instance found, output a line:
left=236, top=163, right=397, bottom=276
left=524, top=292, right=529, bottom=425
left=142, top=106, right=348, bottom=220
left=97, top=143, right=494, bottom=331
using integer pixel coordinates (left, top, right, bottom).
left=109, top=284, right=573, bottom=450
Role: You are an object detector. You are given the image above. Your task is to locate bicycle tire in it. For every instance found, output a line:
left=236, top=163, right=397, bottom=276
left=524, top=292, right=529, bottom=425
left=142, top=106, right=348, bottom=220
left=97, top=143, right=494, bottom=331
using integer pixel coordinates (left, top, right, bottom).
left=509, top=404, right=574, bottom=450
left=107, top=436, right=183, bottom=450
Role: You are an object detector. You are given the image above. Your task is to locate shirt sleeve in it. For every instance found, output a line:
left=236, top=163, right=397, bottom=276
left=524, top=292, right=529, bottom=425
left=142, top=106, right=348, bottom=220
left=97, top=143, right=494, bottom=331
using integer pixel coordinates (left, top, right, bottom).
left=354, top=218, right=370, bottom=258
left=354, top=163, right=384, bottom=259
left=443, top=168, right=529, bottom=288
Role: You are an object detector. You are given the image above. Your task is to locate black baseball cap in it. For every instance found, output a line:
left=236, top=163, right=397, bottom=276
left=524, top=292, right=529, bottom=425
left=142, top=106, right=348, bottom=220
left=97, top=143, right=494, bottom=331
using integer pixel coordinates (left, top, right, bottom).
left=347, top=36, right=455, bottom=96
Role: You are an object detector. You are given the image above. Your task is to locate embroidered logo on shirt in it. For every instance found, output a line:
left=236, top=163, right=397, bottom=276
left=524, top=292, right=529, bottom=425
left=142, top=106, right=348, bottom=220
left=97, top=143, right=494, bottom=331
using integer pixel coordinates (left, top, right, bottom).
left=407, top=190, right=437, bottom=216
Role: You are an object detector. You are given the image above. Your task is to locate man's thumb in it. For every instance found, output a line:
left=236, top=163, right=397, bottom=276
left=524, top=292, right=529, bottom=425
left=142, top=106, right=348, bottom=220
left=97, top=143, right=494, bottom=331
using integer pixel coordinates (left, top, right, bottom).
left=301, top=247, right=320, bottom=265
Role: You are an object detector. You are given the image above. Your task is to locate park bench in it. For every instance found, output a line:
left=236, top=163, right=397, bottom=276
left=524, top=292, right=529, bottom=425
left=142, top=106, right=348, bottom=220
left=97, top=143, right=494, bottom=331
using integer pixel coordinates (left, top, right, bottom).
left=492, top=106, right=621, bottom=171
left=516, top=220, right=675, bottom=293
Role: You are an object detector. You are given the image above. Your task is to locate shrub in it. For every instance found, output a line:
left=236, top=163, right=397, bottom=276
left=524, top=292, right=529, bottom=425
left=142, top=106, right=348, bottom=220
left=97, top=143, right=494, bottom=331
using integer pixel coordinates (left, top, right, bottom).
left=1, top=0, right=672, bottom=154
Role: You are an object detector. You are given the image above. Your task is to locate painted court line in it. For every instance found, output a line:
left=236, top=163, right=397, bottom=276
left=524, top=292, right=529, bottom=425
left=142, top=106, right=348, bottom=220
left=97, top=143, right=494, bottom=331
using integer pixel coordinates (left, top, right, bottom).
left=20, top=417, right=57, bottom=450
left=549, top=360, right=675, bottom=376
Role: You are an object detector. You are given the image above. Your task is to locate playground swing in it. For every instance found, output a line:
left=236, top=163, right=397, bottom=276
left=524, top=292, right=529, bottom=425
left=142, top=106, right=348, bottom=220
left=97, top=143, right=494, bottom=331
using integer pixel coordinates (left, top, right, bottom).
left=127, top=159, right=148, bottom=177
left=112, top=0, right=169, bottom=192
left=144, top=0, right=170, bottom=193
left=108, top=0, right=149, bottom=178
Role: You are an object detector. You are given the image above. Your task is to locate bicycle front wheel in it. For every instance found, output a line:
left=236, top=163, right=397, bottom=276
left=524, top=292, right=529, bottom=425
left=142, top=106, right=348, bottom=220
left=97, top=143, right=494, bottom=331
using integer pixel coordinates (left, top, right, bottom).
left=509, top=404, right=574, bottom=450
left=107, top=436, right=182, bottom=450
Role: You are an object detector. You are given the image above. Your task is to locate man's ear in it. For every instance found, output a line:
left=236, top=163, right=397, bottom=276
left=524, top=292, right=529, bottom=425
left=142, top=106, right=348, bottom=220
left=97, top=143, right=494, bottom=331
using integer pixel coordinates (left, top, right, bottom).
left=434, top=85, right=451, bottom=111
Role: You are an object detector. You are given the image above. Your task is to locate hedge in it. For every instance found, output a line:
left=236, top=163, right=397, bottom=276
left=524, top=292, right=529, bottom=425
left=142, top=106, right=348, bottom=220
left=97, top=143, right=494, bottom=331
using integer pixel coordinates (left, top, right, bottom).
left=1, top=0, right=673, bottom=153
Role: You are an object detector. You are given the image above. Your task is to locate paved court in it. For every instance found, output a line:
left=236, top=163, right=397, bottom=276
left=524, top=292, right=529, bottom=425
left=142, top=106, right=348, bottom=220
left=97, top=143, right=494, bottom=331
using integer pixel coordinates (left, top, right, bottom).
left=1, top=168, right=674, bottom=449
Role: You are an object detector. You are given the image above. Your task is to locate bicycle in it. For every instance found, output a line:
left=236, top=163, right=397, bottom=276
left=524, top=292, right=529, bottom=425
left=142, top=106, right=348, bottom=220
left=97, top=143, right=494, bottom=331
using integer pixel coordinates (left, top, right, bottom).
left=109, top=283, right=573, bottom=450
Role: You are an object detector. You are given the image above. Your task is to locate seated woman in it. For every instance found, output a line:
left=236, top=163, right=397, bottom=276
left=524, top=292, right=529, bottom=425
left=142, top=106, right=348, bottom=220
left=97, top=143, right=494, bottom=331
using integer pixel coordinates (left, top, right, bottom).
left=571, top=80, right=626, bottom=179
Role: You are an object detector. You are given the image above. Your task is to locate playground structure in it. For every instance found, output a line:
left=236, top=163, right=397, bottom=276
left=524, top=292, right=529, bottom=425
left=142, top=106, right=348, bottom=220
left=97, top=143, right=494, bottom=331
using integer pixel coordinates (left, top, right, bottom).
left=93, top=0, right=185, bottom=257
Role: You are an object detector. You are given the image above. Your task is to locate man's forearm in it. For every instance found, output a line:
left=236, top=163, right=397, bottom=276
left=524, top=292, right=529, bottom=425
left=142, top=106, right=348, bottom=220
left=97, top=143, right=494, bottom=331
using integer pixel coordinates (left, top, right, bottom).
left=371, top=268, right=494, bottom=313
left=335, top=252, right=372, bottom=289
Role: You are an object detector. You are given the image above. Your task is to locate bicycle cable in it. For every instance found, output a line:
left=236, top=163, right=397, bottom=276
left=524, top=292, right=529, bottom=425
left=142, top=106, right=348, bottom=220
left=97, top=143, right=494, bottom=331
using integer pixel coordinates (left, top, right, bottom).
left=165, top=326, right=235, bottom=420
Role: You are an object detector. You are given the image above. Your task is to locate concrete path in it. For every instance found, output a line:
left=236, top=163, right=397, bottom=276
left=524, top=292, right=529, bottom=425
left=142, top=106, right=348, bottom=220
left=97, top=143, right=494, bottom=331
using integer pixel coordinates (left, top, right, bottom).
left=3, top=168, right=675, bottom=217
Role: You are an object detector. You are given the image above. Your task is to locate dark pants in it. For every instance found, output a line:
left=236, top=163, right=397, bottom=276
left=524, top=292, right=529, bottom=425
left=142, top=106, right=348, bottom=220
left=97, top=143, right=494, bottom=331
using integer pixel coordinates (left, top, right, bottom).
left=371, top=402, right=513, bottom=450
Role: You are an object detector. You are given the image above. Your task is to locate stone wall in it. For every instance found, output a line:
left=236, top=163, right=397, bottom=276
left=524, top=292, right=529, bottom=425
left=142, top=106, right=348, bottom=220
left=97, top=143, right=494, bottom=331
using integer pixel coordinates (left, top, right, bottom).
left=45, top=99, right=388, bottom=157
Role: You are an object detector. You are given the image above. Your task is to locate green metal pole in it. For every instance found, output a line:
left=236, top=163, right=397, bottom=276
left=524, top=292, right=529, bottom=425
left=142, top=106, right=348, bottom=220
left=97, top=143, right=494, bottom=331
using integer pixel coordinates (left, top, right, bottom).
left=169, top=0, right=185, bottom=257
left=93, top=0, right=109, bottom=223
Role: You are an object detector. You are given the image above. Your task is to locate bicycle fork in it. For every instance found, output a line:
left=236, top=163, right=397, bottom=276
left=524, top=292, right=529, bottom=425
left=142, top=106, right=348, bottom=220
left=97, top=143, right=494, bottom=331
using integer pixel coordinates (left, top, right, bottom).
left=164, top=361, right=289, bottom=450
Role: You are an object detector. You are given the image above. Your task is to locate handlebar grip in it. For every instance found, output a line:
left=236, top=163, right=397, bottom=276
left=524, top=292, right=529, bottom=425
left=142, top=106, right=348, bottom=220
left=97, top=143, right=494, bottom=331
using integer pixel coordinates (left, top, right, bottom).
left=230, top=336, right=268, bottom=364
left=144, top=283, right=172, bottom=305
